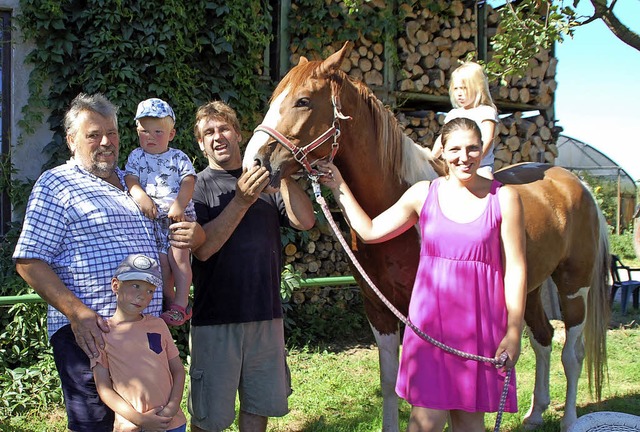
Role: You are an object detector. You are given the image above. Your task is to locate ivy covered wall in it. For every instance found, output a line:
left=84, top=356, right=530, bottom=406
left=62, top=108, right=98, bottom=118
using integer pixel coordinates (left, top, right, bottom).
left=16, top=0, right=273, bottom=174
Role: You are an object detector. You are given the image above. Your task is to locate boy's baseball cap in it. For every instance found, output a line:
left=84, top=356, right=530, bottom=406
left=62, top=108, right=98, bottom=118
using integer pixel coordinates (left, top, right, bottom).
left=114, top=254, right=162, bottom=287
left=134, top=98, right=175, bottom=121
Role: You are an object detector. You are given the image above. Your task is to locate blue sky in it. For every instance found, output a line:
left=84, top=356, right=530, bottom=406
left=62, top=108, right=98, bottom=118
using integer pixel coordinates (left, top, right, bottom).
left=554, top=1, right=640, bottom=182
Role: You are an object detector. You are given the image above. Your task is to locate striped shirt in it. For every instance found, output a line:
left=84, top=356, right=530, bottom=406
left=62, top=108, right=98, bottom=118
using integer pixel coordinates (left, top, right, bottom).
left=13, top=160, right=163, bottom=338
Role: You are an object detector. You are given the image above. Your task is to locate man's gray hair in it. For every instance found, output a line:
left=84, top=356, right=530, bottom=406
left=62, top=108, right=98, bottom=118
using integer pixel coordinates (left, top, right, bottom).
left=64, top=93, right=119, bottom=138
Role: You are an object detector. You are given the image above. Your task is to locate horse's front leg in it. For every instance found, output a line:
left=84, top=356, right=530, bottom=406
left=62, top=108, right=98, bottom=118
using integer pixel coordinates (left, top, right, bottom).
left=522, top=289, right=554, bottom=429
left=370, top=323, right=401, bottom=432
left=523, top=326, right=552, bottom=429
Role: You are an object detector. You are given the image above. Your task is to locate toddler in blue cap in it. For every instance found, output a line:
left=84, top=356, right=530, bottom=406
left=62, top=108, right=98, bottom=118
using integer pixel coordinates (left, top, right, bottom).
left=124, top=98, right=194, bottom=326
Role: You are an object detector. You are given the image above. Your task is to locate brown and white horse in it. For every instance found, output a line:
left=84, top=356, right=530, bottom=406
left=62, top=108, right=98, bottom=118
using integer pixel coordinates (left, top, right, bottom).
left=243, top=42, right=610, bottom=432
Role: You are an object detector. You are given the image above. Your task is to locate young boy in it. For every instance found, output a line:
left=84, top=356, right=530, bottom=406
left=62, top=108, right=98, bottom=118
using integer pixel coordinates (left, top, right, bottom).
left=92, top=253, right=187, bottom=432
left=125, top=98, right=195, bottom=326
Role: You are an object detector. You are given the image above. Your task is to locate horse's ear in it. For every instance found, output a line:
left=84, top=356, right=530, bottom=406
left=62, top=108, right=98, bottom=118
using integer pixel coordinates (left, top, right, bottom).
left=321, top=41, right=354, bottom=73
left=298, top=56, right=309, bottom=65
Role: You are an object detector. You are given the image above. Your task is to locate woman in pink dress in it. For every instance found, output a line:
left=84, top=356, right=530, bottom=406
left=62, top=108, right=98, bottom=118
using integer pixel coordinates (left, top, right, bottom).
left=319, top=117, right=527, bottom=432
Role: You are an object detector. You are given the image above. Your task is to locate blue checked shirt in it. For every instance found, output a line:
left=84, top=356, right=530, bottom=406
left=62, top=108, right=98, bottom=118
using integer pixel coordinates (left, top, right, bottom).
left=13, top=160, right=163, bottom=338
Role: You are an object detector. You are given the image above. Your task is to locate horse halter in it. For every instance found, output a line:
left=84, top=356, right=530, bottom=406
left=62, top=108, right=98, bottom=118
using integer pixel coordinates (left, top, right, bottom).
left=253, top=80, right=351, bottom=176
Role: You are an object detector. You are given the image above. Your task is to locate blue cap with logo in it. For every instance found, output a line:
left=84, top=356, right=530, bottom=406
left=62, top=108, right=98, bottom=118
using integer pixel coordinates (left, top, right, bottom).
left=134, top=98, right=175, bottom=121
left=114, top=254, right=162, bottom=287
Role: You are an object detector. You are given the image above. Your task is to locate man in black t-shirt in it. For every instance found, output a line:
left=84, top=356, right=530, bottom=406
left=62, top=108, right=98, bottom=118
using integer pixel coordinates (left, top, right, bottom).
left=170, top=101, right=315, bottom=432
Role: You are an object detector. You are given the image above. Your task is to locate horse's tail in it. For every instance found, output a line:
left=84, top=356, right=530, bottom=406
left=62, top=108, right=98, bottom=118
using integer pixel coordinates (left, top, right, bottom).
left=584, top=207, right=610, bottom=401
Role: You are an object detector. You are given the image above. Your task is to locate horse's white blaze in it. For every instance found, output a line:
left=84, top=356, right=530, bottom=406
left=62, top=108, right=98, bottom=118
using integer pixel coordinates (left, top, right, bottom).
left=561, top=287, right=588, bottom=432
left=370, top=324, right=401, bottom=432
left=523, top=325, right=552, bottom=429
left=242, top=88, right=289, bottom=170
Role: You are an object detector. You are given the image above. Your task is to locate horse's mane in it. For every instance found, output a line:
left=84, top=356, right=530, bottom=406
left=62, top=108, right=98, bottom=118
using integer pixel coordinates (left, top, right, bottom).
left=273, top=60, right=441, bottom=185
left=345, top=74, right=441, bottom=184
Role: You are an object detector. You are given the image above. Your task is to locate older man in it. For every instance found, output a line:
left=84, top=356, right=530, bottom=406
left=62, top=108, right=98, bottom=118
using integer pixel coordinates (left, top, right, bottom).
left=14, top=93, right=162, bottom=432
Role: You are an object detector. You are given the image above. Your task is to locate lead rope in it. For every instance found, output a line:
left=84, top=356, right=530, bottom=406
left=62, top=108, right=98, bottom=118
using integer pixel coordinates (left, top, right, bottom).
left=310, top=177, right=511, bottom=432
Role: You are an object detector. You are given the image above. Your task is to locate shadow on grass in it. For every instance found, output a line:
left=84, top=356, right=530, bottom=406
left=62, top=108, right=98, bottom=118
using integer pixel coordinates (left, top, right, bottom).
left=500, top=393, right=640, bottom=432
left=577, top=392, right=640, bottom=417
left=609, top=293, right=640, bottom=329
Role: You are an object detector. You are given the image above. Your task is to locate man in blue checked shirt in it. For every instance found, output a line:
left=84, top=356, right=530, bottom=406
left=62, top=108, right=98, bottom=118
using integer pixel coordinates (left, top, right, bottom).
left=13, top=93, right=165, bottom=432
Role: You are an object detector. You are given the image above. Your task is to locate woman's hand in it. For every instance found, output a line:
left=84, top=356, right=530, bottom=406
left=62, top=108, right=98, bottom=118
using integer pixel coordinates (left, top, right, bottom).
left=316, top=162, right=344, bottom=191
left=495, top=328, right=522, bottom=371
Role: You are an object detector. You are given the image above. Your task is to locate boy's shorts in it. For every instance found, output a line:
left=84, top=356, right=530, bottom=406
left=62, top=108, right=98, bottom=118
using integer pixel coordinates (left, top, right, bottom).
left=154, top=205, right=196, bottom=254
left=50, top=324, right=114, bottom=432
left=189, top=319, right=291, bottom=431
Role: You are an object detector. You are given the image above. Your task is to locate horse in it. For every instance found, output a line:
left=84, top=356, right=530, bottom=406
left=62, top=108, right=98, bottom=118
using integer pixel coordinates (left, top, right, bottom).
left=243, top=42, right=610, bottom=432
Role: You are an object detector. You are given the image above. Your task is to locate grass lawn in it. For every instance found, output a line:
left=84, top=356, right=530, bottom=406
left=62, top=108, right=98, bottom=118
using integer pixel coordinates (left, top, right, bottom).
left=2, top=307, right=639, bottom=432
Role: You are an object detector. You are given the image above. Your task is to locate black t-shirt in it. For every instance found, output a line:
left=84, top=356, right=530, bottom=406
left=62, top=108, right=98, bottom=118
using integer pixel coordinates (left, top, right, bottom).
left=191, top=167, right=289, bottom=325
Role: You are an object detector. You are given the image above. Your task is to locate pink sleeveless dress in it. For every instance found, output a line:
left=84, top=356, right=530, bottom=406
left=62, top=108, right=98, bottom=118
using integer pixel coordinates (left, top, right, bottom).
left=395, top=178, right=517, bottom=412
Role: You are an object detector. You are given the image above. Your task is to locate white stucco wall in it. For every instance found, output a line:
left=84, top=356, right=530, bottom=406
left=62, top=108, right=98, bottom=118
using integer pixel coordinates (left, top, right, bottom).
left=3, top=1, right=54, bottom=185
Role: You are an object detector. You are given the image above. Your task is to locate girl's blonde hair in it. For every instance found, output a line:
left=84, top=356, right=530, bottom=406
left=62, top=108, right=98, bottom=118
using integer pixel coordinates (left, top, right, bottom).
left=449, top=62, right=496, bottom=111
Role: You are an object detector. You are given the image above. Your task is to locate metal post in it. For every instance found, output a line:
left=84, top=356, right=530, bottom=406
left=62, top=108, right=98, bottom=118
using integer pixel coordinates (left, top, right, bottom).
left=0, top=276, right=359, bottom=305
left=279, top=0, right=291, bottom=79
left=617, top=168, right=622, bottom=234
left=476, top=0, right=488, bottom=61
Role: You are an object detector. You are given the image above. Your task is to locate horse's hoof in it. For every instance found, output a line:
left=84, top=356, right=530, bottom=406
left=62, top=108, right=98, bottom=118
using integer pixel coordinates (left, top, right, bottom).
left=522, top=418, right=544, bottom=430
left=560, top=417, right=576, bottom=432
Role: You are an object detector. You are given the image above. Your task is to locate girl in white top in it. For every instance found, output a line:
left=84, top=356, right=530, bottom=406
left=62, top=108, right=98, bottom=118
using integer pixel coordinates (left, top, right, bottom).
left=432, top=61, right=499, bottom=179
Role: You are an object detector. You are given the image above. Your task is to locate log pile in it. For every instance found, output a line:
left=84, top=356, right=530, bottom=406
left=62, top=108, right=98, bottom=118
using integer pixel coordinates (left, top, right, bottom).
left=396, top=0, right=476, bottom=95
left=493, top=112, right=559, bottom=169
left=486, top=6, right=557, bottom=108
left=289, top=284, right=360, bottom=307
left=282, top=211, right=360, bottom=306
left=396, top=110, right=443, bottom=149
left=289, top=1, right=557, bottom=108
left=284, top=223, right=352, bottom=278
left=396, top=110, right=558, bottom=168
left=340, top=36, right=386, bottom=87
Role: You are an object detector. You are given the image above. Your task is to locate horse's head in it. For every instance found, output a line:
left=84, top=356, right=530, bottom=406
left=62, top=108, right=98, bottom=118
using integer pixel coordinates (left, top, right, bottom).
left=243, top=42, right=354, bottom=191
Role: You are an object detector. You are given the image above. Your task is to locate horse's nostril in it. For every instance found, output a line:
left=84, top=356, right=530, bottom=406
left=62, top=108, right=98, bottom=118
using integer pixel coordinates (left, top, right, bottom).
left=254, top=158, right=262, bottom=167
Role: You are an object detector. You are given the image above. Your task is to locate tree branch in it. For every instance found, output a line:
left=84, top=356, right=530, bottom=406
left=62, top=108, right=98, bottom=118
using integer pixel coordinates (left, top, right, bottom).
left=588, top=0, right=640, bottom=51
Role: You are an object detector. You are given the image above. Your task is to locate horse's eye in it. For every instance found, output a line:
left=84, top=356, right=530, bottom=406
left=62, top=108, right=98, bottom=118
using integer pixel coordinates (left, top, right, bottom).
left=294, top=98, right=310, bottom=108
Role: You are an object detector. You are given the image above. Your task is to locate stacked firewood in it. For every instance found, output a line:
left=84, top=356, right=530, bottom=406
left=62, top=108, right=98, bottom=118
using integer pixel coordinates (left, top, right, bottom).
left=494, top=112, right=558, bottom=168
left=289, top=1, right=557, bottom=108
left=284, top=224, right=352, bottom=278
left=339, top=36, right=386, bottom=87
left=395, top=110, right=443, bottom=149
left=396, top=0, right=476, bottom=95
left=486, top=5, right=557, bottom=107
left=395, top=1, right=557, bottom=107
left=290, top=39, right=386, bottom=88
left=396, top=110, right=558, bottom=168
left=288, top=283, right=360, bottom=306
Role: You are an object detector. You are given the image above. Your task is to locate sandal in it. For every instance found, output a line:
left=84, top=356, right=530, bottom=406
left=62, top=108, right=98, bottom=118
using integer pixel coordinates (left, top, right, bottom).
left=161, top=303, right=192, bottom=326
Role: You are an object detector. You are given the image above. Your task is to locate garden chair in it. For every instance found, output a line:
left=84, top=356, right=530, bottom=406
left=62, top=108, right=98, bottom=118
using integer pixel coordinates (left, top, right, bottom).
left=610, top=254, right=640, bottom=314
